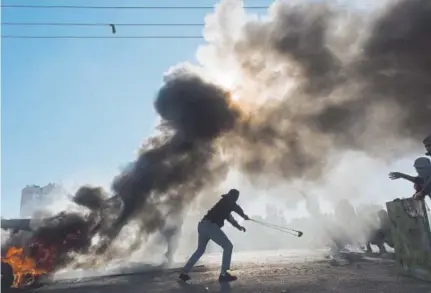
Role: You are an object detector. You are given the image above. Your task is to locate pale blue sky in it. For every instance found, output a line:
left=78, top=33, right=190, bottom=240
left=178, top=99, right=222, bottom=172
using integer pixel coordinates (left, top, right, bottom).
left=1, top=0, right=383, bottom=219
left=1, top=0, right=275, bottom=218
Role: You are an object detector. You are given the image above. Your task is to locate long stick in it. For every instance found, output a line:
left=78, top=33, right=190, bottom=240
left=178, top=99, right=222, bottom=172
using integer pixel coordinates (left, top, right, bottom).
left=251, top=218, right=301, bottom=233
left=250, top=219, right=303, bottom=237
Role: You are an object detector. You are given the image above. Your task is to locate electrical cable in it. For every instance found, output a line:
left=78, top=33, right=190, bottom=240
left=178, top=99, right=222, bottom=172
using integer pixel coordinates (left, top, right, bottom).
left=1, top=22, right=205, bottom=27
left=0, top=4, right=269, bottom=10
left=1, top=35, right=204, bottom=39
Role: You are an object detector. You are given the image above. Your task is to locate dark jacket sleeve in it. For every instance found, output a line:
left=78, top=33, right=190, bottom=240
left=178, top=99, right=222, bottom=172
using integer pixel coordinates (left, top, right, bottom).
left=232, top=203, right=247, bottom=220
left=413, top=176, right=423, bottom=184
left=422, top=176, right=431, bottom=195
left=226, top=214, right=241, bottom=229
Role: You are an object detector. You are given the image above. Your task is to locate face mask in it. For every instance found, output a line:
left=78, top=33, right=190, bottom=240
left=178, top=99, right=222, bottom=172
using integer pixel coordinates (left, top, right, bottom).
left=229, top=193, right=239, bottom=202
left=415, top=166, right=431, bottom=178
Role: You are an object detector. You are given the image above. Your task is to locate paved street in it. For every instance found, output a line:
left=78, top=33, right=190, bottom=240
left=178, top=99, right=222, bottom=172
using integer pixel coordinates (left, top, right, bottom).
left=29, top=250, right=431, bottom=293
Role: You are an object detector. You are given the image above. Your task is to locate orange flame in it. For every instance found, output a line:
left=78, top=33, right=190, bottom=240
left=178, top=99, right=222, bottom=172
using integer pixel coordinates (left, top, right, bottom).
left=1, top=246, right=49, bottom=288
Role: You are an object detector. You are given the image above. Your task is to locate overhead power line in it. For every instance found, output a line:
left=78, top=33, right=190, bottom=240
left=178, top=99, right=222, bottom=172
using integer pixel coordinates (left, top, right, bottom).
left=1, top=22, right=205, bottom=27
left=1, top=35, right=204, bottom=39
left=0, top=4, right=268, bottom=9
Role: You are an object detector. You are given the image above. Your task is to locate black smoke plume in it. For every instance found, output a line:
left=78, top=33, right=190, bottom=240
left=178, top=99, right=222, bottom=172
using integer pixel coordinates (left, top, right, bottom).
left=94, top=68, right=240, bottom=253
left=11, top=0, right=430, bottom=266
left=217, top=0, right=431, bottom=182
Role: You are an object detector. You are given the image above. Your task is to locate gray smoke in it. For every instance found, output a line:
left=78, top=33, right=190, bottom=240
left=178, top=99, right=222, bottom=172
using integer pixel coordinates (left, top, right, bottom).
left=94, top=67, right=240, bottom=253
left=32, top=0, right=431, bottom=261
left=212, top=0, right=431, bottom=183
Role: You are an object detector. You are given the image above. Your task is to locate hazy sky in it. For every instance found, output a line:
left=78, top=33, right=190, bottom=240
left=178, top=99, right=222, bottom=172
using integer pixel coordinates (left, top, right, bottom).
left=0, top=0, right=409, bottom=219
left=1, top=0, right=226, bottom=217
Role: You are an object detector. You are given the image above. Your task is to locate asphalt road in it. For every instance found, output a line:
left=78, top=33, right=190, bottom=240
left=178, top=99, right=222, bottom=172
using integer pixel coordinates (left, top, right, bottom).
left=29, top=250, right=431, bottom=293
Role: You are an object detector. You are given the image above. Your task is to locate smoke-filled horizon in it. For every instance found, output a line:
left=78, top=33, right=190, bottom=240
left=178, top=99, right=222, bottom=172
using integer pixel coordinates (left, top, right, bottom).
left=3, top=0, right=430, bottom=269
left=102, top=0, right=430, bottom=247
left=211, top=0, right=430, bottom=179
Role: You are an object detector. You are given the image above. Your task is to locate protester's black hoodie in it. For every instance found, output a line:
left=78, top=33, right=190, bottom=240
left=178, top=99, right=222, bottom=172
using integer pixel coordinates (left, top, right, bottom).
left=202, top=192, right=247, bottom=228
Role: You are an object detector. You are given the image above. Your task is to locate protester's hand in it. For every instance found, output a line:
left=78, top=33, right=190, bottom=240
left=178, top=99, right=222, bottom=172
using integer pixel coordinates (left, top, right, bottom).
left=239, top=226, right=246, bottom=232
left=243, top=214, right=250, bottom=220
left=389, top=172, right=402, bottom=180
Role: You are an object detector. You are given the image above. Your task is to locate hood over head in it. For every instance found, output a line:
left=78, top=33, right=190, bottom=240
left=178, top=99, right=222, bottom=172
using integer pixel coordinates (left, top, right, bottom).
left=414, top=157, right=431, bottom=178
left=222, top=189, right=240, bottom=202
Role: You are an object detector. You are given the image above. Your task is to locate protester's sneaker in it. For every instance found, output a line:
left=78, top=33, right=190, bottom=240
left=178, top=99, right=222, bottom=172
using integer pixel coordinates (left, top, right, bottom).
left=218, top=272, right=237, bottom=282
left=178, top=273, right=191, bottom=282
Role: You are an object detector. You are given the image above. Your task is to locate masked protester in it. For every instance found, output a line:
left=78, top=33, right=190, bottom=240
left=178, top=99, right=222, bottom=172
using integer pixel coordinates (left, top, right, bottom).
left=389, top=157, right=431, bottom=200
left=179, top=189, right=249, bottom=283
left=413, top=135, right=431, bottom=199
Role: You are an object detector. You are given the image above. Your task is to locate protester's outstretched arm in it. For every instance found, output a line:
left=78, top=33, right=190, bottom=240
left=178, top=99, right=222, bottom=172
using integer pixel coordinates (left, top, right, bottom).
left=227, top=214, right=245, bottom=232
left=232, top=204, right=250, bottom=220
left=388, top=172, right=417, bottom=183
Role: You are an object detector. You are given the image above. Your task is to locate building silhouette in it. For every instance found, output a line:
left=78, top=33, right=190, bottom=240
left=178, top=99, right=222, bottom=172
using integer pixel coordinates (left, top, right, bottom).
left=20, top=183, right=63, bottom=218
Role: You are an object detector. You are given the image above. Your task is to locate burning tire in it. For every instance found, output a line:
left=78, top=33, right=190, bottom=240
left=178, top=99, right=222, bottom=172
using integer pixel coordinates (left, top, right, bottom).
left=1, top=261, right=14, bottom=291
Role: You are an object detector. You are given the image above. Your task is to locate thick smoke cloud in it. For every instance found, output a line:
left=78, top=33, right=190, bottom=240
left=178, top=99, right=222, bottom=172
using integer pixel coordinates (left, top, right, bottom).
left=94, top=67, right=240, bottom=253
left=95, top=0, right=430, bottom=257
left=210, top=0, right=431, bottom=183
left=360, top=0, right=431, bottom=136
left=12, top=0, right=430, bottom=266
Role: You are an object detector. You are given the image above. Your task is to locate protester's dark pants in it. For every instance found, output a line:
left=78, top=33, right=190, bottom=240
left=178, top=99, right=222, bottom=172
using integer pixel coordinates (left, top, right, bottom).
left=183, top=220, right=233, bottom=274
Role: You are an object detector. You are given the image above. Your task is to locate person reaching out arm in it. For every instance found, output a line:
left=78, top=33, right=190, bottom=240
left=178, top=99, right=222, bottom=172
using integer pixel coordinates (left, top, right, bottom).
left=390, top=157, right=431, bottom=200
left=415, top=140, right=431, bottom=199
left=232, top=202, right=250, bottom=221
left=227, top=214, right=246, bottom=232
left=388, top=172, right=418, bottom=183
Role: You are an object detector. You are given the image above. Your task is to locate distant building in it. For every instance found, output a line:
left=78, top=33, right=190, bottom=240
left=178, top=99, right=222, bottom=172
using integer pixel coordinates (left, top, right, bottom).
left=20, top=183, right=63, bottom=218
